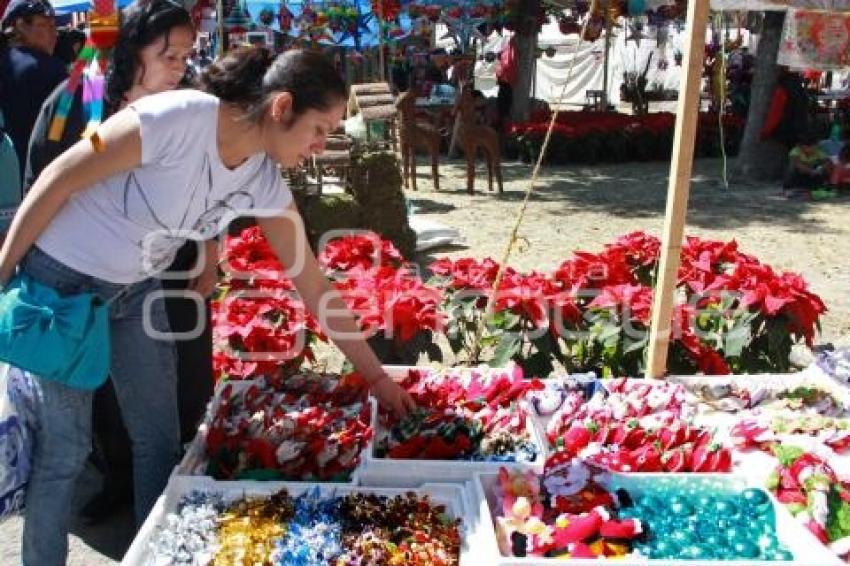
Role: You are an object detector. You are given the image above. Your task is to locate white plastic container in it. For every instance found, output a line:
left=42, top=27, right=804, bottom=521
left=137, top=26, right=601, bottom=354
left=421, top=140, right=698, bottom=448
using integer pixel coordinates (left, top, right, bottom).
left=471, top=471, right=843, bottom=566
left=667, top=373, right=850, bottom=417
left=122, top=476, right=474, bottom=565
left=360, top=397, right=547, bottom=488
left=175, top=377, right=368, bottom=486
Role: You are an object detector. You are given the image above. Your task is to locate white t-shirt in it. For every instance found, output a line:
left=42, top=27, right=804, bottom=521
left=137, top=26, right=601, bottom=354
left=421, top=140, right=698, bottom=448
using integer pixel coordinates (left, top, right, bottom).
left=37, top=90, right=291, bottom=284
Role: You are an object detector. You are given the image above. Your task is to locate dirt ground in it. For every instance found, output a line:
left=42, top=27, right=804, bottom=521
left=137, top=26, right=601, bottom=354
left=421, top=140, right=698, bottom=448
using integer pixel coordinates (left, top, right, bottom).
left=410, top=157, right=850, bottom=347
left=2, top=157, right=848, bottom=564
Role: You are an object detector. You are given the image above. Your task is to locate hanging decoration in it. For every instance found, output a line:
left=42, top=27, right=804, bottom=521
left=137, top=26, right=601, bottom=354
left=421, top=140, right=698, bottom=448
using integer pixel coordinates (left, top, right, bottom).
left=278, top=4, right=294, bottom=32
left=440, top=6, right=488, bottom=52
left=48, top=0, right=118, bottom=146
left=371, top=0, right=400, bottom=21
left=778, top=7, right=850, bottom=70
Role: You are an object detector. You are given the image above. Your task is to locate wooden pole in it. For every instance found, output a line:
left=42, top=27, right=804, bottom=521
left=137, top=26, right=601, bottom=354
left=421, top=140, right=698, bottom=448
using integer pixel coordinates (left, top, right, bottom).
left=216, top=0, right=225, bottom=56
left=644, top=0, right=710, bottom=379
left=377, top=3, right=386, bottom=81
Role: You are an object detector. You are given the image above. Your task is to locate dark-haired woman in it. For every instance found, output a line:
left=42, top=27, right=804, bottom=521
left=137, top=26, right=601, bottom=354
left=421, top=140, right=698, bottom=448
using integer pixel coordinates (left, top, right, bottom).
left=24, top=0, right=202, bottom=529
left=0, top=0, right=66, bottom=182
left=0, top=47, right=416, bottom=564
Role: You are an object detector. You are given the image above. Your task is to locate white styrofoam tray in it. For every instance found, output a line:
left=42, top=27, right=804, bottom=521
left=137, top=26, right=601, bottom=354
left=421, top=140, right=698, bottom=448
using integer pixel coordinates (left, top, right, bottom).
left=667, top=373, right=850, bottom=417
left=175, top=377, right=370, bottom=485
left=470, top=471, right=843, bottom=566
left=123, top=476, right=475, bottom=565
left=360, top=395, right=547, bottom=488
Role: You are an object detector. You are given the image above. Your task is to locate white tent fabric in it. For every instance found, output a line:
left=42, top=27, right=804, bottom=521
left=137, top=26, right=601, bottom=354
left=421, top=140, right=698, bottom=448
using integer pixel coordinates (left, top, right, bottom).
left=711, top=0, right=850, bottom=9
left=451, top=21, right=740, bottom=108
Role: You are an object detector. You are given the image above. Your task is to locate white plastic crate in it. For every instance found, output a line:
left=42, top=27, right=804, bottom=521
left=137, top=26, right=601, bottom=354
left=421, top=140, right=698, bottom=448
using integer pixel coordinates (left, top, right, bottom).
left=175, top=377, right=369, bottom=486
left=122, top=476, right=474, bottom=565
left=471, top=471, right=843, bottom=566
left=360, top=396, right=548, bottom=488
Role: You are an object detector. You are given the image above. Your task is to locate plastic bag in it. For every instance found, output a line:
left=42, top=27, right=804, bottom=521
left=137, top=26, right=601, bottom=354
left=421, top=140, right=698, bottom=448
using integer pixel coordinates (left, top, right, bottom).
left=344, top=114, right=367, bottom=140
left=0, top=363, right=37, bottom=522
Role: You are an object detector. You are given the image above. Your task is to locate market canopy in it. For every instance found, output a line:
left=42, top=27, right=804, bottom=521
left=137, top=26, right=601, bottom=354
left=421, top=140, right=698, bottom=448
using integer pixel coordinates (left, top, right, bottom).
left=711, top=0, right=850, bottom=10
left=52, top=0, right=132, bottom=13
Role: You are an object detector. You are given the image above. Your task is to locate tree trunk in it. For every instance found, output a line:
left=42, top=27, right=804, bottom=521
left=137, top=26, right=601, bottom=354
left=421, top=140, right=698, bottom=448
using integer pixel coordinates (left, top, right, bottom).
left=510, top=0, right=539, bottom=123
left=734, top=11, right=787, bottom=182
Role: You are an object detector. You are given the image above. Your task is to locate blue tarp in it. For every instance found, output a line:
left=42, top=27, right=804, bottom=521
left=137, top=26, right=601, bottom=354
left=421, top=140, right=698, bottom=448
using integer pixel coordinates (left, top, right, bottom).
left=52, top=0, right=133, bottom=14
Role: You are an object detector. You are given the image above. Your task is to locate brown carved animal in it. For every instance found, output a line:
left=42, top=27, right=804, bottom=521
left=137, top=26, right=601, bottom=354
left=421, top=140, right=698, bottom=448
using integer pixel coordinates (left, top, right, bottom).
left=455, top=82, right=503, bottom=194
left=395, top=89, right=441, bottom=191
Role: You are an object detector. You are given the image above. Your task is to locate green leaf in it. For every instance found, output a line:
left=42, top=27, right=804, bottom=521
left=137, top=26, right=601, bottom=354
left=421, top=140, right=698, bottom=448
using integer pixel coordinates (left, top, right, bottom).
left=447, top=332, right=464, bottom=355
left=723, top=323, right=751, bottom=358
left=491, top=333, right=521, bottom=368
left=599, top=324, right=622, bottom=348
left=772, top=444, right=804, bottom=468
left=826, top=486, right=850, bottom=541
left=624, top=335, right=648, bottom=354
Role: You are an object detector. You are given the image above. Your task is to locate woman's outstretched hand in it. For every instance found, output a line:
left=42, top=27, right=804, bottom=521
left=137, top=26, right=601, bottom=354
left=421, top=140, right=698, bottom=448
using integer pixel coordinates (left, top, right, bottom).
left=369, top=375, right=416, bottom=419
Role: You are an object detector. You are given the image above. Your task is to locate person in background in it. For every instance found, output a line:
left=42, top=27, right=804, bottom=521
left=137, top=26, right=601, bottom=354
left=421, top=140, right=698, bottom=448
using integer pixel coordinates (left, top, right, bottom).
left=495, top=35, right=517, bottom=131
left=0, top=0, right=66, bottom=181
left=196, top=46, right=211, bottom=67
left=53, top=25, right=85, bottom=65
left=829, top=143, right=850, bottom=189
left=24, top=0, right=199, bottom=527
left=818, top=122, right=845, bottom=159
left=1, top=46, right=414, bottom=564
left=783, top=130, right=832, bottom=194
left=762, top=69, right=811, bottom=149
left=420, top=47, right=449, bottom=94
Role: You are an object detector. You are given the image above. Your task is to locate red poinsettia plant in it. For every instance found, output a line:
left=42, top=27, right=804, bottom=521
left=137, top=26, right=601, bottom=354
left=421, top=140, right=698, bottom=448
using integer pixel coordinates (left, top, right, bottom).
left=215, top=226, right=825, bottom=380
left=510, top=111, right=745, bottom=165
left=431, top=232, right=825, bottom=377
left=214, top=228, right=447, bottom=380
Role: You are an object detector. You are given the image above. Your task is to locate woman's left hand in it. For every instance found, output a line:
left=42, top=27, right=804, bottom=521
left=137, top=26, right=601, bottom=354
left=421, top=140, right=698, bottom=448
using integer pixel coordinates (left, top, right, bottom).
left=189, top=266, right=217, bottom=298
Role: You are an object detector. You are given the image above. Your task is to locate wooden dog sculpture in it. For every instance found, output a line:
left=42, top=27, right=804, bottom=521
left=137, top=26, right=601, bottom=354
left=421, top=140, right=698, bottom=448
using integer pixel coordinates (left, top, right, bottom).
left=395, top=89, right=441, bottom=191
left=454, top=81, right=503, bottom=194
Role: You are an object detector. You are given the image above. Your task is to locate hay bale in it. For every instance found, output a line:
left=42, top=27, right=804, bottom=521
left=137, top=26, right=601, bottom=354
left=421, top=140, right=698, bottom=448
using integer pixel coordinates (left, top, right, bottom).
left=294, top=192, right=364, bottom=251
left=349, top=151, right=416, bottom=258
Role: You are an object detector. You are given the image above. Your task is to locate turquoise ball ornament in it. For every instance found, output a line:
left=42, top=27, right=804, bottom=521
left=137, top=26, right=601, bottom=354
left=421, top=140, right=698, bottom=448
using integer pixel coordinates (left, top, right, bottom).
left=756, top=533, right=779, bottom=551
left=637, top=494, right=662, bottom=510
left=670, top=529, right=695, bottom=545
left=652, top=539, right=680, bottom=559
left=741, top=487, right=769, bottom=507
left=696, top=494, right=715, bottom=508
left=724, top=526, right=744, bottom=542
left=669, top=500, right=693, bottom=516
left=714, top=497, right=738, bottom=516
left=732, top=540, right=761, bottom=559
left=681, top=544, right=709, bottom=560
left=770, top=548, right=794, bottom=561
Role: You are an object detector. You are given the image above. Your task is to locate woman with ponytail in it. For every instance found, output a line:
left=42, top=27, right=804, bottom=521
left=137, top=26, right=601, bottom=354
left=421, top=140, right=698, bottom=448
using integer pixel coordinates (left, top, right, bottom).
left=24, top=0, right=199, bottom=531
left=0, top=46, right=415, bottom=564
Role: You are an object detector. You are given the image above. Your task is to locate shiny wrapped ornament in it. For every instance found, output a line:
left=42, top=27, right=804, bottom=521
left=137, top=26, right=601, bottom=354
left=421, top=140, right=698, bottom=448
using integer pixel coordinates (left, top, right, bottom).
left=213, top=490, right=294, bottom=565
left=147, top=491, right=225, bottom=564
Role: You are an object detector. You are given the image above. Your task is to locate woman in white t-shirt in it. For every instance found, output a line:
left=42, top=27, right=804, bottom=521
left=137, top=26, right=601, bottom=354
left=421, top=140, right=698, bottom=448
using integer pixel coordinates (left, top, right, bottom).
left=0, top=47, right=415, bottom=564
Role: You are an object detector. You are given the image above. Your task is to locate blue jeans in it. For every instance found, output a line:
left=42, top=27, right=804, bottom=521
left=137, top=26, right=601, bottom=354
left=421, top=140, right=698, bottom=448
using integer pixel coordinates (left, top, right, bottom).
left=19, top=247, right=179, bottom=566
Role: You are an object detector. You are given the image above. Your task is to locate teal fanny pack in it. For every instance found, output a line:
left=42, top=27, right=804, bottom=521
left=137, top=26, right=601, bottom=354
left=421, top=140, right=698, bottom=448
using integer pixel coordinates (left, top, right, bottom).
left=0, top=273, right=111, bottom=390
